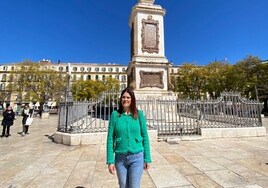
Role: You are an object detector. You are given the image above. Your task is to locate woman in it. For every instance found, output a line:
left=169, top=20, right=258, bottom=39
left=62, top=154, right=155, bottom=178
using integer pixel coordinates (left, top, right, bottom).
left=106, top=88, right=152, bottom=188
left=1, top=106, right=15, bottom=138
left=21, top=105, right=30, bottom=136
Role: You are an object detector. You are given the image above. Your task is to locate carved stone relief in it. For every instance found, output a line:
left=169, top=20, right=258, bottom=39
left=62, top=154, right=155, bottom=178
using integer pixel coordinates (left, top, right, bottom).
left=141, top=15, right=159, bottom=54
left=139, top=70, right=164, bottom=89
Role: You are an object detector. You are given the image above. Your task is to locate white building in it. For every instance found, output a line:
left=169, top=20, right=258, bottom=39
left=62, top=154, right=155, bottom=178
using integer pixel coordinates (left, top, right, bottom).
left=0, top=60, right=129, bottom=106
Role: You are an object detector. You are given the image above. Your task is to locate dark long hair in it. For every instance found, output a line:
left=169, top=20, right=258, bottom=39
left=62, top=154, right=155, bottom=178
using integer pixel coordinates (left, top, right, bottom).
left=117, top=87, right=138, bottom=119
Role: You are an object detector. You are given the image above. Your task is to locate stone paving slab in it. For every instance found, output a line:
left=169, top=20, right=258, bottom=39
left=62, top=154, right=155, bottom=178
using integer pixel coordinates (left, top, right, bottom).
left=0, top=115, right=268, bottom=188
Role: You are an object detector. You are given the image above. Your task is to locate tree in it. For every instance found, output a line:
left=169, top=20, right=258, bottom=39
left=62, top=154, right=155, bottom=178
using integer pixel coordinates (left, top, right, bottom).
left=173, top=64, right=205, bottom=99
left=172, top=59, right=259, bottom=100
left=234, top=55, right=261, bottom=98
left=102, top=76, right=120, bottom=91
left=72, top=77, right=120, bottom=101
left=0, top=83, right=13, bottom=104
left=72, top=80, right=105, bottom=100
left=203, top=62, right=233, bottom=99
left=256, top=62, right=268, bottom=114
left=10, top=61, right=67, bottom=103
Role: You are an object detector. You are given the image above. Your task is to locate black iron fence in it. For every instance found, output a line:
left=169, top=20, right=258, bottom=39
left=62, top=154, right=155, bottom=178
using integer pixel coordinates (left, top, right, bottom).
left=57, top=91, right=263, bottom=138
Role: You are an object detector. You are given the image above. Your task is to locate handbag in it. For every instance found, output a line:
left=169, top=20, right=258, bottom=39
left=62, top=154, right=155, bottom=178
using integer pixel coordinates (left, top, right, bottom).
left=25, top=114, right=33, bottom=126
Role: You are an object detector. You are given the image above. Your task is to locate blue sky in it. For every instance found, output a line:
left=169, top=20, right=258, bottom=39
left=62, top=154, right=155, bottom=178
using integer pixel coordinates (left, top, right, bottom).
left=0, top=0, right=267, bottom=66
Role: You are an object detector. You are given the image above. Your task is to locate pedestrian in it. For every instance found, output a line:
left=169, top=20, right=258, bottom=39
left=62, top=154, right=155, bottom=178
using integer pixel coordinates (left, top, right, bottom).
left=21, top=105, right=32, bottom=136
left=38, top=104, right=43, bottom=118
left=106, top=87, right=152, bottom=188
left=13, top=103, right=18, bottom=116
left=1, top=106, right=15, bottom=138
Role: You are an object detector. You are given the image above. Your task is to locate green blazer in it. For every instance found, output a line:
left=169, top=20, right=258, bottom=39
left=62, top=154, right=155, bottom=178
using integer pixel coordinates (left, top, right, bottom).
left=106, top=110, right=152, bottom=164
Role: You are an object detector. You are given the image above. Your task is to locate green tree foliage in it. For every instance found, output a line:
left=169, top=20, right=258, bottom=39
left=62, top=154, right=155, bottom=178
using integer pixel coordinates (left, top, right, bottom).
left=172, top=55, right=265, bottom=101
left=72, top=77, right=120, bottom=101
left=0, top=83, right=13, bottom=103
left=256, top=62, right=268, bottom=113
left=203, top=62, right=233, bottom=99
left=10, top=61, right=66, bottom=103
left=234, top=56, right=261, bottom=98
left=102, top=76, right=120, bottom=91
left=174, top=64, right=205, bottom=99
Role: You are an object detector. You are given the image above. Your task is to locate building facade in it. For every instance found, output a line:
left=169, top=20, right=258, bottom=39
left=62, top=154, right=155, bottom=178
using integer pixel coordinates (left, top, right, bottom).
left=0, top=60, right=129, bottom=105
left=0, top=60, right=182, bottom=106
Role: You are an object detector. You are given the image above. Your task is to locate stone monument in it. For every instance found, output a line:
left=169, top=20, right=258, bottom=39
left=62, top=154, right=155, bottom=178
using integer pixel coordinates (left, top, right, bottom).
left=127, top=0, right=174, bottom=97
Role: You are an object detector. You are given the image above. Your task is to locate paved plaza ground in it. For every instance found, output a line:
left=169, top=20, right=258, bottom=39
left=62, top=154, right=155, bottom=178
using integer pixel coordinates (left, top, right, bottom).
left=0, top=115, right=268, bottom=188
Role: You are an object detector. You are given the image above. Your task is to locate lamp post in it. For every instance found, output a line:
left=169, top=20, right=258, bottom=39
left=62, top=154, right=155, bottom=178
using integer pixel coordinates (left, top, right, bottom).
left=64, top=63, right=73, bottom=133
left=65, top=63, right=73, bottom=103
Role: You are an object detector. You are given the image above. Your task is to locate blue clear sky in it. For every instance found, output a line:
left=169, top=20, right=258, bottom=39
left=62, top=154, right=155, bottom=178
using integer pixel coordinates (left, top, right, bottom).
left=0, top=0, right=267, bottom=65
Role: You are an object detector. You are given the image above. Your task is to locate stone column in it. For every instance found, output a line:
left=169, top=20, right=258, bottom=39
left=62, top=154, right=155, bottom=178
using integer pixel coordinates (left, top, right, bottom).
left=127, top=0, right=174, bottom=97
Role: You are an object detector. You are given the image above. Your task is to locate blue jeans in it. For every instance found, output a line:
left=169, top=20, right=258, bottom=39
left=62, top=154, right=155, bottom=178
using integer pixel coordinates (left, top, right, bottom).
left=115, top=152, right=144, bottom=188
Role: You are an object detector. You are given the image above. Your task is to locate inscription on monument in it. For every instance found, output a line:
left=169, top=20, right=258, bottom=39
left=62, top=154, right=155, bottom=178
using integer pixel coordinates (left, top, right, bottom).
left=144, top=24, right=157, bottom=47
left=141, top=15, right=159, bottom=54
left=140, top=70, right=164, bottom=89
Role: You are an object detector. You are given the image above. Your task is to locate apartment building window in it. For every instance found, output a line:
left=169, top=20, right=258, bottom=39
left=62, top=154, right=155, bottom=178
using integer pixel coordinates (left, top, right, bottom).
left=121, top=84, right=126, bottom=90
left=80, top=67, right=85, bottom=72
left=3, top=66, right=8, bottom=71
left=102, top=75, right=105, bottom=81
left=115, top=75, right=119, bottom=80
left=121, top=75, right=126, bottom=81
left=11, top=66, right=14, bottom=71
left=87, top=75, right=91, bottom=80
left=59, top=67, right=63, bottom=71
left=108, top=67, right=113, bottom=72
left=1, top=74, right=6, bottom=82
left=115, top=68, right=119, bottom=72
left=101, top=67, right=106, bottom=72
left=95, top=67, right=99, bottom=72
left=0, top=83, right=5, bottom=91
left=87, top=67, right=91, bottom=72
left=73, top=67, right=77, bottom=72
left=95, top=75, right=99, bottom=80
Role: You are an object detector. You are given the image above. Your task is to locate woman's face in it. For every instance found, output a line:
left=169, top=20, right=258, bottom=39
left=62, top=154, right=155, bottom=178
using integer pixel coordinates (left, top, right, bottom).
left=7, top=106, right=12, bottom=111
left=121, top=92, right=131, bottom=110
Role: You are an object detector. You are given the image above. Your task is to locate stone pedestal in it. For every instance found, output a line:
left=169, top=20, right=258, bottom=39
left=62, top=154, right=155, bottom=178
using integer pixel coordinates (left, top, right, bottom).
left=53, top=130, right=157, bottom=146
left=127, top=1, right=174, bottom=96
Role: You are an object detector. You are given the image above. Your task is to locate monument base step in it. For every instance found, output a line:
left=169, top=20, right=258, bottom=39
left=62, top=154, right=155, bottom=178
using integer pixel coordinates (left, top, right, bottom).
left=201, top=127, right=267, bottom=139
left=53, top=130, right=157, bottom=146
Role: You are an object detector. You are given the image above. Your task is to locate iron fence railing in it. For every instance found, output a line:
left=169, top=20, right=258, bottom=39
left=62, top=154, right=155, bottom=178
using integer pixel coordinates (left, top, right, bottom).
left=57, top=91, right=120, bottom=133
left=57, top=91, right=263, bottom=137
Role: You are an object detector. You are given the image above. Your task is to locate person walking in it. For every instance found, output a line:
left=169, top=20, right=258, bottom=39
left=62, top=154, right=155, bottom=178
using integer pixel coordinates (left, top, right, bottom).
left=1, top=106, right=15, bottom=138
left=21, top=105, right=31, bottom=136
left=106, top=88, right=152, bottom=188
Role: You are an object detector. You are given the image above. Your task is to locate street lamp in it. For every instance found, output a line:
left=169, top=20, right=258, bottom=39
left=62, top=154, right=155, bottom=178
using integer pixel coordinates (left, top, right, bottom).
left=64, top=63, right=74, bottom=133
left=65, top=63, right=73, bottom=102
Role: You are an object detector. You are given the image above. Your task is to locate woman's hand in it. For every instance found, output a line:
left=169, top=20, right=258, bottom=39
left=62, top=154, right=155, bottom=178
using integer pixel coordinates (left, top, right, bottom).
left=108, top=164, right=115, bottom=174
left=144, top=163, right=150, bottom=171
